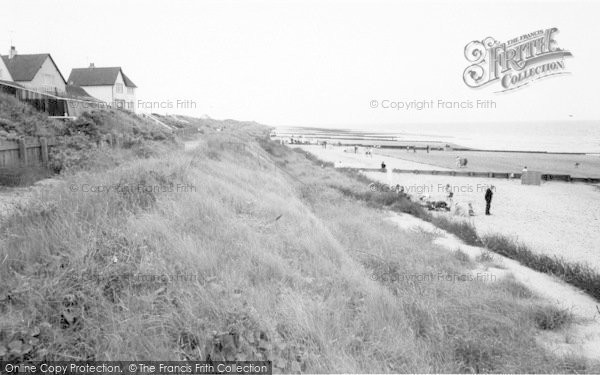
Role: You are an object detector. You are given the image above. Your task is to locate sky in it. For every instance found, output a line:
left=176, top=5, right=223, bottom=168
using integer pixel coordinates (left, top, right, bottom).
left=3, top=0, right=600, bottom=128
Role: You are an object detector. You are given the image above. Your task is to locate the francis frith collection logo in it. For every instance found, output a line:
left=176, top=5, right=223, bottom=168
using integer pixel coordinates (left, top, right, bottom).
left=463, top=27, right=572, bottom=92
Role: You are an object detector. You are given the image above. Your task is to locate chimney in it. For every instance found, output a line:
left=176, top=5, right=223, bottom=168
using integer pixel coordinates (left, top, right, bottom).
left=89, top=63, right=95, bottom=68
left=9, top=46, right=17, bottom=59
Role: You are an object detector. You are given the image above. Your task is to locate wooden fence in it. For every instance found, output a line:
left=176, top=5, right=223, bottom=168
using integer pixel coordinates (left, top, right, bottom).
left=0, top=138, right=56, bottom=168
left=0, top=134, right=126, bottom=169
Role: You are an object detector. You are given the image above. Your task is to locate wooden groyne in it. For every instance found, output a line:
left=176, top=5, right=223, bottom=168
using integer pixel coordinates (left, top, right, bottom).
left=357, top=168, right=600, bottom=184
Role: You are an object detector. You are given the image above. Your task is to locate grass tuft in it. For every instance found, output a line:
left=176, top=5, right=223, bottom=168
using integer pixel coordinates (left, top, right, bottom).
left=483, top=235, right=600, bottom=302
left=532, top=305, right=573, bottom=330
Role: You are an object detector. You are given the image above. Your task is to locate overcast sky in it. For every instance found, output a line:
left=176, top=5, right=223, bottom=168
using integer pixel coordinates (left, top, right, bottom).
left=3, top=0, right=600, bottom=127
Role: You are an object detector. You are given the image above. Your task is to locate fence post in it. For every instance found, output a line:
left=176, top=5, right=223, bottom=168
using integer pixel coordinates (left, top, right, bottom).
left=18, top=139, right=28, bottom=166
left=40, top=137, right=49, bottom=165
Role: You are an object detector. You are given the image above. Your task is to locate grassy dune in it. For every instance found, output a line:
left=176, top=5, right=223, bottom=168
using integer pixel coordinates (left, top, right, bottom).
left=1, top=124, right=597, bottom=372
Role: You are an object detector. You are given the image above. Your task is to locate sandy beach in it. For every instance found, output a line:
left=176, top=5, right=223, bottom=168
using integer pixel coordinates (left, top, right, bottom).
left=297, top=144, right=600, bottom=272
left=295, top=144, right=450, bottom=171
left=375, top=148, right=600, bottom=178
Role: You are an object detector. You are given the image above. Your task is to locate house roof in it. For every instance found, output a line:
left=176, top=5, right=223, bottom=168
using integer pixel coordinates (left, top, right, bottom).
left=65, top=84, right=103, bottom=102
left=0, top=53, right=66, bottom=83
left=0, top=80, right=102, bottom=103
left=67, top=67, right=137, bottom=88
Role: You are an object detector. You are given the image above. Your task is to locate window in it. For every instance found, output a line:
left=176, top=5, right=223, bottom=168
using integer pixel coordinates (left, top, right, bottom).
left=0, top=68, right=3, bottom=79
left=115, top=83, right=123, bottom=93
left=127, top=87, right=134, bottom=95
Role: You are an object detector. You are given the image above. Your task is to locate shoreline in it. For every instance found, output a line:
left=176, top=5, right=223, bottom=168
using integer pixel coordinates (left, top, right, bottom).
left=273, top=126, right=600, bottom=155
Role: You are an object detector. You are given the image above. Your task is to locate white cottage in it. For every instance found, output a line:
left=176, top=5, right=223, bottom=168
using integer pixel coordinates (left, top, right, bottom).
left=1, top=46, right=66, bottom=93
left=67, top=64, right=137, bottom=112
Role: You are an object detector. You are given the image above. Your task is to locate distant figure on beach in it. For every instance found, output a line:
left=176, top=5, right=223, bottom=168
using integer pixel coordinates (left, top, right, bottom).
left=456, top=156, right=468, bottom=168
left=354, top=146, right=358, bottom=154
left=575, top=162, right=580, bottom=168
left=484, top=186, right=494, bottom=215
left=413, top=146, right=416, bottom=153
left=381, top=161, right=386, bottom=169
left=522, top=166, right=528, bottom=173
left=426, top=145, right=430, bottom=154
left=468, top=203, right=475, bottom=216
left=445, top=184, right=454, bottom=204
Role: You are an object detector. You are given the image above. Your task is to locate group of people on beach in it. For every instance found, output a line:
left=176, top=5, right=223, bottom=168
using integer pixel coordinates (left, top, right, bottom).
left=413, top=182, right=494, bottom=217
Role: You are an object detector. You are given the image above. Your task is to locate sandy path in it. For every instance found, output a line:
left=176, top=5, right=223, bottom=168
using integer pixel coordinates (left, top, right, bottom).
left=388, top=212, right=600, bottom=361
left=293, top=144, right=600, bottom=272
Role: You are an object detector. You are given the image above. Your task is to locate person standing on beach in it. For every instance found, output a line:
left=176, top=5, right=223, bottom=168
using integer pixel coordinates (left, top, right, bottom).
left=484, top=186, right=494, bottom=215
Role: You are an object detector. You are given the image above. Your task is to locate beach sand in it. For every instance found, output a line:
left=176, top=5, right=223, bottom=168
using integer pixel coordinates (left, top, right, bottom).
left=296, top=145, right=600, bottom=272
left=374, top=148, right=600, bottom=178
left=295, top=145, right=450, bottom=171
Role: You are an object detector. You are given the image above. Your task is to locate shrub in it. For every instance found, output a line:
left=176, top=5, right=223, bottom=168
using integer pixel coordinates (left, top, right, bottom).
left=532, top=305, right=573, bottom=330
left=48, top=135, right=98, bottom=173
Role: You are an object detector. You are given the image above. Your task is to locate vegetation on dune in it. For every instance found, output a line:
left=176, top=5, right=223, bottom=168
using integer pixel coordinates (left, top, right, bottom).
left=47, top=110, right=178, bottom=174
left=482, top=234, right=600, bottom=302
left=1, top=93, right=180, bottom=184
left=0, top=92, right=62, bottom=140
left=0, top=125, right=598, bottom=372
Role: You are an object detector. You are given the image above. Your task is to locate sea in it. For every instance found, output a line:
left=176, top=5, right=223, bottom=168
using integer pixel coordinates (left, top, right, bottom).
left=276, top=121, right=600, bottom=154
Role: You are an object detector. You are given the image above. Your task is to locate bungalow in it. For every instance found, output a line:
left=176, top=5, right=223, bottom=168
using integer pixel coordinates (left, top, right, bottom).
left=67, top=65, right=137, bottom=112
left=1, top=46, right=66, bottom=94
left=0, top=46, right=103, bottom=117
